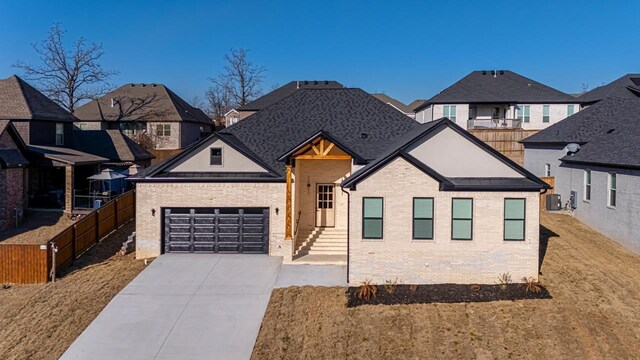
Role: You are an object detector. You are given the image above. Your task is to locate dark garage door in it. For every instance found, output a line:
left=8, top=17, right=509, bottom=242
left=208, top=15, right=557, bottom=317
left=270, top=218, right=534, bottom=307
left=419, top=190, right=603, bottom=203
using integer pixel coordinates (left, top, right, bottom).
left=163, top=208, right=269, bottom=254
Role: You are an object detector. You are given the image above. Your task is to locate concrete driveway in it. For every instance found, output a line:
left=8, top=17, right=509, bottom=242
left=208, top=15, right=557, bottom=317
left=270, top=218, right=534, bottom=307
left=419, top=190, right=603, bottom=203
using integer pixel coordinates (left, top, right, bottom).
left=62, top=254, right=282, bottom=360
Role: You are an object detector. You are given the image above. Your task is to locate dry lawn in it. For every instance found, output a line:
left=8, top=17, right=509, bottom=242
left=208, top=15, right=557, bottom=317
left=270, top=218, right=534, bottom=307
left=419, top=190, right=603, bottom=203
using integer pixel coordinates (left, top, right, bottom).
left=253, top=213, right=640, bottom=359
left=0, top=221, right=146, bottom=360
left=0, top=210, right=77, bottom=244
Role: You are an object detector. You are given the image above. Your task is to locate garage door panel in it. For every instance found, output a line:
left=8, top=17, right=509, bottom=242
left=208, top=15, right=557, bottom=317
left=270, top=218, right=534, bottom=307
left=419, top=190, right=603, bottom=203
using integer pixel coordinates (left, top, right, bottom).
left=164, top=208, right=269, bottom=254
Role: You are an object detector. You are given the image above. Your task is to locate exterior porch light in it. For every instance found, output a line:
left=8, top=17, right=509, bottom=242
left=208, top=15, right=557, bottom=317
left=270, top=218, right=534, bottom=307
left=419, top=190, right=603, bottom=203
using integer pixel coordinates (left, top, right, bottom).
left=151, top=208, right=156, bottom=217
left=275, top=207, right=279, bottom=215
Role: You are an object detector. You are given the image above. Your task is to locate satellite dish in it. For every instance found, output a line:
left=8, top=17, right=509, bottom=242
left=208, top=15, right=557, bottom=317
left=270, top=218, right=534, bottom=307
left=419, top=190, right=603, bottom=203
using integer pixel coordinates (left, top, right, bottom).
left=566, top=143, right=581, bottom=155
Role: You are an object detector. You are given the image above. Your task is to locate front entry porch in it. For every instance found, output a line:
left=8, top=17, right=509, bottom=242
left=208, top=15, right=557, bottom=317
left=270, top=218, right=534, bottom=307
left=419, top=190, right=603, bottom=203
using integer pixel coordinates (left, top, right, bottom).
left=281, top=134, right=353, bottom=264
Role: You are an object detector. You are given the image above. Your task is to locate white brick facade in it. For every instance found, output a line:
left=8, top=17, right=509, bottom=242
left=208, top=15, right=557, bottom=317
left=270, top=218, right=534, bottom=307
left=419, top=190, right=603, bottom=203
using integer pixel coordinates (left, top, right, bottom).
left=348, top=157, right=540, bottom=285
left=135, top=182, right=292, bottom=259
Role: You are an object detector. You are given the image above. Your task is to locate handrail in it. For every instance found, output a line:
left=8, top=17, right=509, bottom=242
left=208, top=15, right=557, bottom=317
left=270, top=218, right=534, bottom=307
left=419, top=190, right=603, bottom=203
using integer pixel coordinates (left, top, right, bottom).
left=467, top=118, right=523, bottom=129
left=294, top=210, right=302, bottom=236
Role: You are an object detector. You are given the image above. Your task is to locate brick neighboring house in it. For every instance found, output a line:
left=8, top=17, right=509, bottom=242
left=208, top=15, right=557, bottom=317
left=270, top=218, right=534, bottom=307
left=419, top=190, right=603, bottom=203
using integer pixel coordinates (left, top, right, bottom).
left=0, top=121, right=29, bottom=230
left=415, top=70, right=582, bottom=131
left=223, top=80, right=344, bottom=127
left=523, top=74, right=640, bottom=253
left=73, top=83, right=213, bottom=161
left=0, top=75, right=153, bottom=214
left=131, top=87, right=549, bottom=285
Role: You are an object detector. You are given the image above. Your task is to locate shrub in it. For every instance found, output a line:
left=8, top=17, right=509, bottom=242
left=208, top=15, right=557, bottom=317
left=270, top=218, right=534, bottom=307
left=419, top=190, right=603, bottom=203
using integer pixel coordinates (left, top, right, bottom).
left=497, top=272, right=512, bottom=290
left=409, top=284, right=418, bottom=293
left=383, top=278, right=400, bottom=294
left=521, top=277, right=542, bottom=293
left=356, top=280, right=377, bottom=301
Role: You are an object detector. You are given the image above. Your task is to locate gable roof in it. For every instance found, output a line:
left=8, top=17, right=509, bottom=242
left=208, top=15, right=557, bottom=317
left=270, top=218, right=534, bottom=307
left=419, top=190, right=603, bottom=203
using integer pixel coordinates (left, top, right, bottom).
left=224, top=88, right=422, bottom=175
left=72, top=130, right=154, bottom=163
left=0, top=75, right=76, bottom=121
left=237, top=80, right=344, bottom=111
left=417, top=70, right=578, bottom=110
left=0, top=120, right=30, bottom=168
left=408, top=99, right=427, bottom=112
left=372, top=93, right=413, bottom=114
left=578, top=73, right=640, bottom=104
left=135, top=88, right=421, bottom=181
left=343, top=118, right=550, bottom=191
left=73, top=83, right=211, bottom=124
left=522, top=96, right=639, bottom=145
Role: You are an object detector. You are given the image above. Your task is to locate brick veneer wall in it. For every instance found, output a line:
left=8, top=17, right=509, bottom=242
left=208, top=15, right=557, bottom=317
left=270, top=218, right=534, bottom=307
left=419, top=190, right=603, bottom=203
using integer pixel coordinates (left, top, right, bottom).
left=135, top=182, right=291, bottom=260
left=0, top=168, right=26, bottom=230
left=348, top=157, right=540, bottom=285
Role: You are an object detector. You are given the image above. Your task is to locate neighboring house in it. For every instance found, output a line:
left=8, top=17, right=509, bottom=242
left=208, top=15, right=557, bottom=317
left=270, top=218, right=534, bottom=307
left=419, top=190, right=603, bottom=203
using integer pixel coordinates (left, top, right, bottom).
left=0, top=75, right=153, bottom=214
left=577, top=73, right=640, bottom=107
left=74, top=83, right=213, bottom=154
left=131, top=87, right=549, bottom=285
left=522, top=84, right=640, bottom=253
left=372, top=93, right=425, bottom=119
left=415, top=70, right=582, bottom=130
left=223, top=80, right=344, bottom=125
left=0, top=121, right=29, bottom=230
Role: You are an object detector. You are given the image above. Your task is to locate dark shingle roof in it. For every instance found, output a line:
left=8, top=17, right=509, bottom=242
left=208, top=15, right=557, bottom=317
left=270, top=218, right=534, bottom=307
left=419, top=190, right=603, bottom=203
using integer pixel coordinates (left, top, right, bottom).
left=408, top=99, right=427, bottom=112
left=237, top=81, right=343, bottom=111
left=578, top=74, right=640, bottom=104
left=0, top=149, right=29, bottom=167
left=73, top=83, right=211, bottom=124
left=0, top=75, right=75, bottom=121
left=522, top=97, right=637, bottom=144
left=73, top=130, right=154, bottom=163
left=421, top=70, right=578, bottom=108
left=223, top=88, right=422, bottom=175
left=343, top=119, right=549, bottom=191
left=28, top=145, right=108, bottom=165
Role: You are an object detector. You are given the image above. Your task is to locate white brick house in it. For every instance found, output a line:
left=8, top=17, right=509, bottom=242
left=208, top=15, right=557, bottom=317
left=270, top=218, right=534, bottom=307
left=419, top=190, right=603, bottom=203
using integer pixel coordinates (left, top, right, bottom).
left=131, top=87, right=549, bottom=285
left=415, top=70, right=581, bottom=131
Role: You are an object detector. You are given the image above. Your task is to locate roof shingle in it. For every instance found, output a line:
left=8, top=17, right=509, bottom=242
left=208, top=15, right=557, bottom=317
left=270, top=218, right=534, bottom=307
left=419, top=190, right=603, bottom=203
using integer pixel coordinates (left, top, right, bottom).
left=0, top=75, right=76, bottom=121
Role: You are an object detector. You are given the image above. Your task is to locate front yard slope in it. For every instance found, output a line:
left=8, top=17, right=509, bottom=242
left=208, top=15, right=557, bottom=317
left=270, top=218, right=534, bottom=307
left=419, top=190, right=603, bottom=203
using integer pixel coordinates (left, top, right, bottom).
left=252, top=213, right=640, bottom=359
left=0, top=221, right=145, bottom=359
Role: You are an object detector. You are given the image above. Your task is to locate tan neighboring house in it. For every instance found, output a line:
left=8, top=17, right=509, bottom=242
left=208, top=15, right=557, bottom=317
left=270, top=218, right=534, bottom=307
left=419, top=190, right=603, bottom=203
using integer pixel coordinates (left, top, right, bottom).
left=131, top=87, right=549, bottom=285
left=223, top=80, right=344, bottom=126
left=372, top=93, right=426, bottom=119
left=74, top=83, right=213, bottom=160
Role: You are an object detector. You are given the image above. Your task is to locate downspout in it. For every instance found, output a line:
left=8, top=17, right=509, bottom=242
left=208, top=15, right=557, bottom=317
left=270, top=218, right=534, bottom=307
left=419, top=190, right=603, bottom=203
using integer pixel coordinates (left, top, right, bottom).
left=340, top=186, right=350, bottom=284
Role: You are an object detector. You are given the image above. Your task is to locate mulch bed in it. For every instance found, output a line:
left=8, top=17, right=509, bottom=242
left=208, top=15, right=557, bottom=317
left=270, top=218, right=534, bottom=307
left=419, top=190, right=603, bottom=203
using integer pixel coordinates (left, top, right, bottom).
left=347, top=283, right=551, bottom=307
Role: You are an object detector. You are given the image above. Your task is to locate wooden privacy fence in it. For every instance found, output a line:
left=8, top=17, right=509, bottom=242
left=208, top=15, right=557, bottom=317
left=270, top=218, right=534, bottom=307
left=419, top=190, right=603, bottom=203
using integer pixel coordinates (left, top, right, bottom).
left=469, top=129, right=538, bottom=166
left=0, top=190, right=135, bottom=284
left=539, top=176, right=555, bottom=210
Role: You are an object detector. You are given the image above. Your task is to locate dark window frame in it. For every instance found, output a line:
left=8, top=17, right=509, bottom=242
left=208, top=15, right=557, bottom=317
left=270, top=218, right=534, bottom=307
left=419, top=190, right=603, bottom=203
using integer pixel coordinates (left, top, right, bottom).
left=210, top=147, right=223, bottom=166
left=362, top=197, right=383, bottom=239
left=413, top=197, right=434, bottom=240
left=584, top=169, right=591, bottom=201
left=504, top=198, right=526, bottom=241
left=542, top=104, right=550, bottom=123
left=451, top=198, right=473, bottom=240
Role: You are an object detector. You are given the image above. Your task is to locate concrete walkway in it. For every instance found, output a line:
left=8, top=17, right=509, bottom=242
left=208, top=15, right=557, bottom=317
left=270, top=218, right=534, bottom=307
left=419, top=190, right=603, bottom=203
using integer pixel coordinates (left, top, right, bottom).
left=275, top=264, right=347, bottom=288
left=62, top=254, right=282, bottom=360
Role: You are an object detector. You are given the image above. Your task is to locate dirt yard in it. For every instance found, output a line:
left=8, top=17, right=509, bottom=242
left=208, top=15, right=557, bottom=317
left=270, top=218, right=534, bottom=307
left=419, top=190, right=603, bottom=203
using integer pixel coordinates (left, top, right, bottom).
left=0, top=221, right=147, bottom=360
left=0, top=210, right=77, bottom=244
left=252, top=213, right=640, bottom=359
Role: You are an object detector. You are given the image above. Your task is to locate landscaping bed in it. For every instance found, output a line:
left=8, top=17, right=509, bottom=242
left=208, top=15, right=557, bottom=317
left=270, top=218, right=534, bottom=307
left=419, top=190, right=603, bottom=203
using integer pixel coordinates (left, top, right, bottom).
left=347, top=283, right=551, bottom=307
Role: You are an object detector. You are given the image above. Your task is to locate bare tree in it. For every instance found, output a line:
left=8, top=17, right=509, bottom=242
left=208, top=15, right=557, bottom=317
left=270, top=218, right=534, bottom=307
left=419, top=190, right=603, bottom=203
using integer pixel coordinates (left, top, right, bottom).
left=14, top=23, right=117, bottom=112
left=581, top=83, right=590, bottom=93
left=211, top=48, right=266, bottom=107
left=190, top=95, right=206, bottom=110
left=205, top=83, right=233, bottom=121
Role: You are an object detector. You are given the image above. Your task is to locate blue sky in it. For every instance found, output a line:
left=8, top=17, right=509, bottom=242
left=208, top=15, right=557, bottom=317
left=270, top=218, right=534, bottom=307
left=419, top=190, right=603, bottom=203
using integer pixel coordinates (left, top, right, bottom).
left=1, top=0, right=638, bottom=104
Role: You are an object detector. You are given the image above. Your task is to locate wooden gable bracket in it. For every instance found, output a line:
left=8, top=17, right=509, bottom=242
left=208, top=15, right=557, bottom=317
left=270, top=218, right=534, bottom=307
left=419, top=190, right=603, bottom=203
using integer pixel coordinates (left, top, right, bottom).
left=294, top=137, right=351, bottom=160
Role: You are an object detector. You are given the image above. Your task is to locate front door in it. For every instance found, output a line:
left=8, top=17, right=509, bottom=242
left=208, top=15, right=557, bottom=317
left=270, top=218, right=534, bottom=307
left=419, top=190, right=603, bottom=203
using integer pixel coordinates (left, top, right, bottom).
left=316, top=184, right=335, bottom=227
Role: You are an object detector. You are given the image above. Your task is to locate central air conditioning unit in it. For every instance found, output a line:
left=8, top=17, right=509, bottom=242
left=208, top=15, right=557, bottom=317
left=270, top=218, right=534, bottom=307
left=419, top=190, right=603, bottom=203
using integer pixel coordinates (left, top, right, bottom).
left=545, top=194, right=561, bottom=211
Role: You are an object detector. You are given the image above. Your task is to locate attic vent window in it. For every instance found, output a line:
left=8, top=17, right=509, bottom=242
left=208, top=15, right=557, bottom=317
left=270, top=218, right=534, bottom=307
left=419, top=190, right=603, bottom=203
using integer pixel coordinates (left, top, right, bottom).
left=607, top=128, right=615, bottom=134
left=360, top=133, right=368, bottom=139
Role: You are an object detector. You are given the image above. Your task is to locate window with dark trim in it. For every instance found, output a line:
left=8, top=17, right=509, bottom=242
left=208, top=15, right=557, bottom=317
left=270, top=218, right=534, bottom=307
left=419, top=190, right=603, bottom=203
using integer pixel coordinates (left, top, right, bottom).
left=413, top=198, right=434, bottom=239
left=362, top=197, right=383, bottom=239
left=504, top=198, right=526, bottom=241
left=543, top=105, right=550, bottom=123
left=55, top=123, right=64, bottom=145
left=451, top=198, right=473, bottom=240
left=156, top=124, right=171, bottom=137
left=608, top=173, right=616, bottom=207
left=584, top=170, right=591, bottom=201
left=210, top=147, right=222, bottom=165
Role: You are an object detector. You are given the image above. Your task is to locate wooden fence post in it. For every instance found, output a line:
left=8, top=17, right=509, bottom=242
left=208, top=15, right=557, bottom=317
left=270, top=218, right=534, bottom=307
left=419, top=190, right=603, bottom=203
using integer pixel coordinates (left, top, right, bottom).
left=95, top=209, right=100, bottom=244
left=71, top=224, right=77, bottom=260
left=114, top=197, right=119, bottom=229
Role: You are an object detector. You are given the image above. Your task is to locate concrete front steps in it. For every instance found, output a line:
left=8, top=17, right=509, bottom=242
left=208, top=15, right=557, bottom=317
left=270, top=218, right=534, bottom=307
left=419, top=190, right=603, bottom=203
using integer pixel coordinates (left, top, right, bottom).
left=295, top=227, right=347, bottom=257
